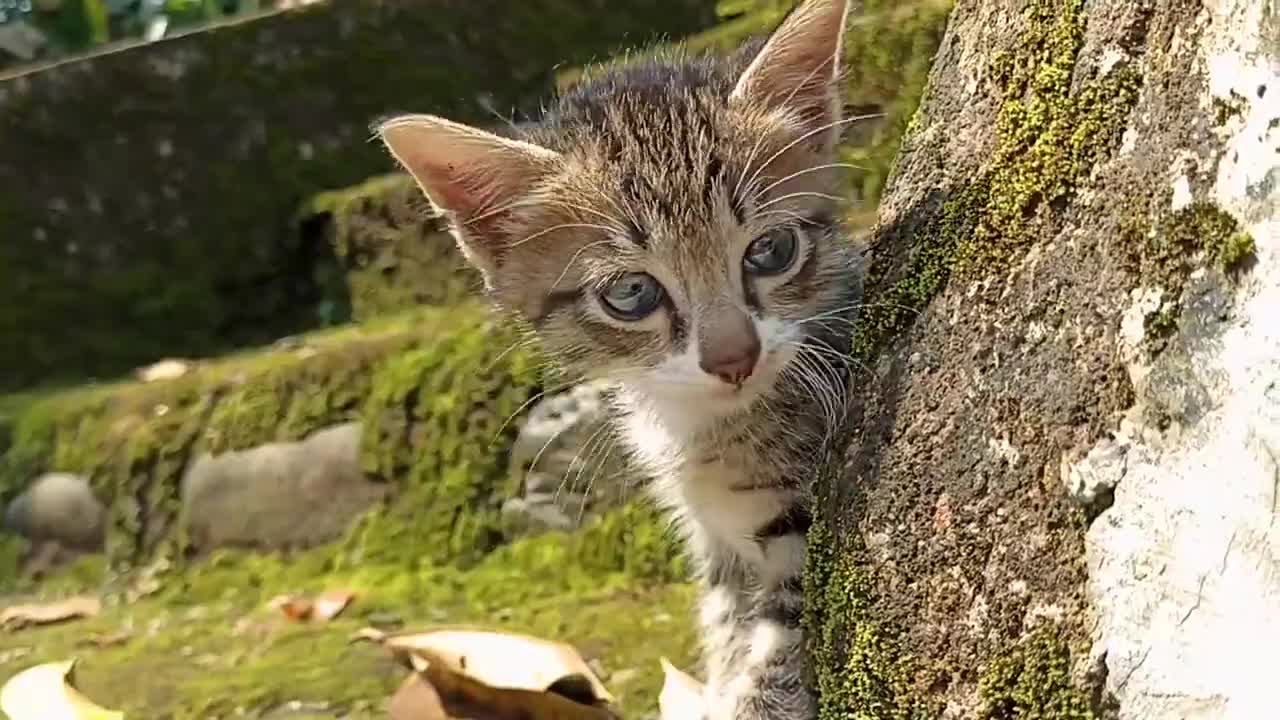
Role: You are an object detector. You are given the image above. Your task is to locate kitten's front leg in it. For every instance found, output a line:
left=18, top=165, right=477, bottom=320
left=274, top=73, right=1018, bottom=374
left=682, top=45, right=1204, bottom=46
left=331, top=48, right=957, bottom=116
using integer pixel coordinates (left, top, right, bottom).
left=698, top=559, right=814, bottom=720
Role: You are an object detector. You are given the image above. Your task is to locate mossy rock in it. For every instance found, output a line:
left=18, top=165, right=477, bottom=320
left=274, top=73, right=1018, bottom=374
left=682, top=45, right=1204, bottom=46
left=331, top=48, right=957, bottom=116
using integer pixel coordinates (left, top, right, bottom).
left=0, top=304, right=544, bottom=571
left=298, top=173, right=484, bottom=322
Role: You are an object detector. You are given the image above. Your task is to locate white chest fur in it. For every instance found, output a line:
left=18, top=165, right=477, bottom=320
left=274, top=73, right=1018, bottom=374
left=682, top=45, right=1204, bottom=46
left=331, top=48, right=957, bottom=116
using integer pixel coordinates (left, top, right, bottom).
left=619, top=400, right=804, bottom=583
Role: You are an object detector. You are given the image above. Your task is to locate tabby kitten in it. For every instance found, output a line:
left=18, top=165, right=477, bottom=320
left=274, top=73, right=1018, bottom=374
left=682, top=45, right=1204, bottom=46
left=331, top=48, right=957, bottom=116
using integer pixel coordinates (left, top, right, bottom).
left=378, top=1, right=858, bottom=717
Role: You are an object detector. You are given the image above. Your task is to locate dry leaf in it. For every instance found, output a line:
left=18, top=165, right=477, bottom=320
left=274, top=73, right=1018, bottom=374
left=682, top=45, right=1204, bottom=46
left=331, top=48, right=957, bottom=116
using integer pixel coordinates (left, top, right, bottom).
left=267, top=594, right=313, bottom=622
left=387, top=672, right=448, bottom=720
left=0, top=658, right=123, bottom=720
left=0, top=596, right=101, bottom=631
left=366, top=627, right=620, bottom=720
left=311, top=590, right=355, bottom=622
left=658, top=657, right=704, bottom=720
left=380, top=628, right=613, bottom=704
left=78, top=631, right=132, bottom=649
left=267, top=590, right=355, bottom=623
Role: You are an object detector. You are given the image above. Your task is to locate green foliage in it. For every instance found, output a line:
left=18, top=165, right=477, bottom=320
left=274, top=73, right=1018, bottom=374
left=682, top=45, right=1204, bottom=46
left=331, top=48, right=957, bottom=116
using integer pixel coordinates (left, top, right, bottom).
left=1, top=523, right=698, bottom=718
left=978, top=628, right=1095, bottom=720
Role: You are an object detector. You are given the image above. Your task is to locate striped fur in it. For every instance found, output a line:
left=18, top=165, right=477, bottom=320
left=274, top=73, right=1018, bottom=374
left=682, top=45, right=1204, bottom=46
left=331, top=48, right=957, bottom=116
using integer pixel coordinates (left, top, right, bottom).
left=378, top=2, right=857, bottom=717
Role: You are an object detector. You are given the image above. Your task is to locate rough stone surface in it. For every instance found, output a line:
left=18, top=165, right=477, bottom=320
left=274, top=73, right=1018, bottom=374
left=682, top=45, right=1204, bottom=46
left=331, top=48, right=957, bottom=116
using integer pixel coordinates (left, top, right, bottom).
left=502, top=381, right=644, bottom=536
left=179, top=422, right=389, bottom=552
left=2, top=471, right=105, bottom=552
left=813, top=0, right=1276, bottom=714
left=1080, top=1, right=1279, bottom=717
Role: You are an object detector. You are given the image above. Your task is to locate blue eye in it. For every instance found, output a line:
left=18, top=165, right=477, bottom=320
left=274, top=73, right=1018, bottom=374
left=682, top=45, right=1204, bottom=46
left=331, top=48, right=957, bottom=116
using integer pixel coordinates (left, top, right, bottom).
left=600, top=272, right=664, bottom=320
left=744, top=227, right=799, bottom=275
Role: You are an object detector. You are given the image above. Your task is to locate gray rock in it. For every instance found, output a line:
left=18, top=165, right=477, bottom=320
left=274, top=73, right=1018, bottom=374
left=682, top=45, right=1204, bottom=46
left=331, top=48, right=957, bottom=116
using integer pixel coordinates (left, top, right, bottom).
left=179, top=422, right=389, bottom=552
left=502, top=381, right=645, bottom=536
left=3, top=472, right=105, bottom=553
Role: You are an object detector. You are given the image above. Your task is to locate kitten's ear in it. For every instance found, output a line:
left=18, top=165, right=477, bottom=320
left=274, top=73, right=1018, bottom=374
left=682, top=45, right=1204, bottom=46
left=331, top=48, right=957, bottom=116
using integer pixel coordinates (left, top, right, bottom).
left=377, top=114, right=561, bottom=280
left=731, top=0, right=848, bottom=148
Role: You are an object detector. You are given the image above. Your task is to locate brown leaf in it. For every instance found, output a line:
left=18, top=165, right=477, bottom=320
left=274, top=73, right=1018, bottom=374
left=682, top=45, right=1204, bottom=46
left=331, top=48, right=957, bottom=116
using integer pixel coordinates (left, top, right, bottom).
left=370, top=627, right=621, bottom=720
left=78, top=631, right=132, bottom=649
left=379, top=628, right=613, bottom=704
left=311, top=590, right=355, bottom=622
left=415, top=661, right=618, bottom=720
left=0, top=596, right=101, bottom=631
left=267, top=594, right=313, bottom=622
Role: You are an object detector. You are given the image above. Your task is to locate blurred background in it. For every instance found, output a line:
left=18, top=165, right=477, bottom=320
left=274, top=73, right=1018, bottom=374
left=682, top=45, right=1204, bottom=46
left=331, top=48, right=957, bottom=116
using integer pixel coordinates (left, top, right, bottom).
left=0, top=1, right=949, bottom=717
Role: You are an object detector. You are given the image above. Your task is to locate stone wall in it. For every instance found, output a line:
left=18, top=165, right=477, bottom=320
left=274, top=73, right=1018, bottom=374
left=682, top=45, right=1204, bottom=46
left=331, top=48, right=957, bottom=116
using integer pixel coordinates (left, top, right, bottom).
left=0, top=0, right=717, bottom=392
left=808, top=0, right=1277, bottom=716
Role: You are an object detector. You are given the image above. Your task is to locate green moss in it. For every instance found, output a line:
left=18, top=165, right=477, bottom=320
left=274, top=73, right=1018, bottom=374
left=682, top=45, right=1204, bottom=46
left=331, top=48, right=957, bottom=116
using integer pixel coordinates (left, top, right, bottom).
left=807, top=518, right=931, bottom=719
left=0, top=496, right=695, bottom=719
left=0, top=304, right=541, bottom=571
left=1219, top=231, right=1256, bottom=271
left=852, top=0, right=1142, bottom=359
left=978, top=628, right=1094, bottom=720
left=1127, top=201, right=1255, bottom=349
left=297, top=174, right=482, bottom=322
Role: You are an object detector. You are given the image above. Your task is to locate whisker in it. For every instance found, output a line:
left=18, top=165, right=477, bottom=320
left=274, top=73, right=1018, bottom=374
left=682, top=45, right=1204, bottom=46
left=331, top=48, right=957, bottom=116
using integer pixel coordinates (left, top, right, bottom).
left=488, top=375, right=584, bottom=448
left=557, top=420, right=614, bottom=502
left=549, top=239, right=614, bottom=291
left=757, top=163, right=863, bottom=197
left=741, top=113, right=885, bottom=200
left=754, top=191, right=845, bottom=212
left=510, top=223, right=617, bottom=248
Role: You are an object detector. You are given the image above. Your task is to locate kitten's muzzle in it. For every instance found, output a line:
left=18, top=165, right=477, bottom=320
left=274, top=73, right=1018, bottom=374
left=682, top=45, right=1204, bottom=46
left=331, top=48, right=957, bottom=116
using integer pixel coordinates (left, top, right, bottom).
left=697, top=305, right=762, bottom=387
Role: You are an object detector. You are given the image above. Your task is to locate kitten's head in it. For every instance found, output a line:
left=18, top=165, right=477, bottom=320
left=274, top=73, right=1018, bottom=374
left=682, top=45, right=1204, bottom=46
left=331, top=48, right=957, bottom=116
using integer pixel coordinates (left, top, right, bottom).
left=379, top=0, right=856, bottom=426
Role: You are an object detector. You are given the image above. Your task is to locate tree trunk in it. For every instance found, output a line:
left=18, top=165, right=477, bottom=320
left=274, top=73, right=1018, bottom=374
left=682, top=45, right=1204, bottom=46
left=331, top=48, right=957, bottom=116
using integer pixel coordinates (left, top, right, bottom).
left=810, top=0, right=1277, bottom=717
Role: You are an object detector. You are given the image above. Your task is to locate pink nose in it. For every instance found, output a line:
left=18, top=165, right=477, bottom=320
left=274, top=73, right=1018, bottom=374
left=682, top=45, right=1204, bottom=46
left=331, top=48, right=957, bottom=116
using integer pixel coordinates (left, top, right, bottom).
left=699, top=341, right=760, bottom=386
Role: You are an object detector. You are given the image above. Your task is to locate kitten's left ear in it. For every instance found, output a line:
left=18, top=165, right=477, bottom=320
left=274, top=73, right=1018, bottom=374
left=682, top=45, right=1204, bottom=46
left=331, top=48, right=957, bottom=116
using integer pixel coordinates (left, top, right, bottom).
left=731, top=0, right=849, bottom=149
left=376, top=114, right=561, bottom=283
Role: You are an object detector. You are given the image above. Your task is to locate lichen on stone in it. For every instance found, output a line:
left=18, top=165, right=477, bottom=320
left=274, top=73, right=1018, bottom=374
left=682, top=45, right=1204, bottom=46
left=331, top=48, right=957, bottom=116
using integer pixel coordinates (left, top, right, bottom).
left=815, top=0, right=1147, bottom=714
left=977, top=627, right=1095, bottom=720
left=807, top=517, right=931, bottom=720
left=852, top=0, right=1142, bottom=360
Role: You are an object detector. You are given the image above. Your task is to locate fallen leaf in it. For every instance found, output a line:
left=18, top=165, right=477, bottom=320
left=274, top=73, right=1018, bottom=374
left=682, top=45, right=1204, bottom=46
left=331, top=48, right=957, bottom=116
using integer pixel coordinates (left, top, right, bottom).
left=0, top=596, right=101, bottom=631
left=311, top=590, right=355, bottom=622
left=379, top=627, right=614, bottom=704
left=658, top=657, right=704, bottom=720
left=0, top=658, right=123, bottom=720
left=77, top=631, right=131, bottom=649
left=387, top=673, right=447, bottom=720
left=267, top=594, right=313, bottom=622
left=368, top=627, right=621, bottom=720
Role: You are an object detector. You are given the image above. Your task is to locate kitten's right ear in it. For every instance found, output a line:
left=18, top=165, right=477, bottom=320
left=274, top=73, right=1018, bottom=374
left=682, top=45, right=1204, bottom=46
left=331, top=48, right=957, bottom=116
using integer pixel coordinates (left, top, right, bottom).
left=376, top=114, right=561, bottom=281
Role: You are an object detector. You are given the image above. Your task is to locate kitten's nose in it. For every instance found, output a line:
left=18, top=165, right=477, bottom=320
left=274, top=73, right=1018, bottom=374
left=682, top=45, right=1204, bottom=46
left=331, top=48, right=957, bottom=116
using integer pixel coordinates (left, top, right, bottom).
left=698, top=306, right=761, bottom=386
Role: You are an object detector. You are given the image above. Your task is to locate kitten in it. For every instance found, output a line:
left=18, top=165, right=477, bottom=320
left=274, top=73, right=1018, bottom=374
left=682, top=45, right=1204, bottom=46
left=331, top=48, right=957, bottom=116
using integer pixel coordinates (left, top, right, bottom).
left=377, top=1, right=858, bottom=717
